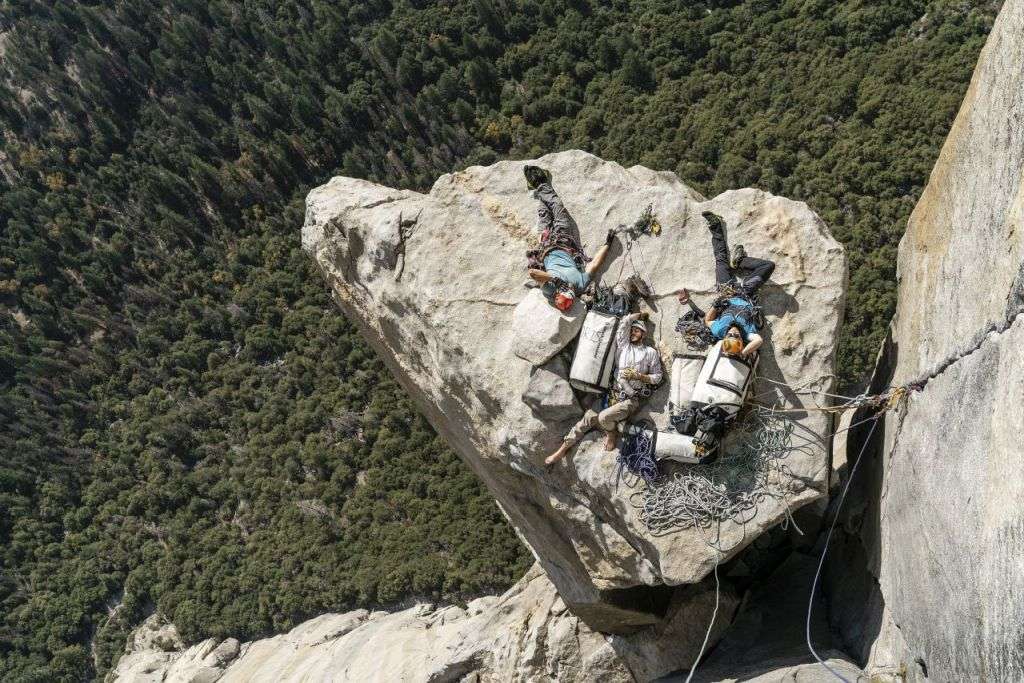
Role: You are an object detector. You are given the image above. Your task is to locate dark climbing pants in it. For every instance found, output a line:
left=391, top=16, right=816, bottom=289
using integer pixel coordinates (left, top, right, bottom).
left=709, top=223, right=775, bottom=296
left=535, top=183, right=582, bottom=249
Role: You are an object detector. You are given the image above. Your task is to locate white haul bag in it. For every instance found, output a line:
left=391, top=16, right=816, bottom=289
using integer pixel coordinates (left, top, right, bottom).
left=569, top=310, right=619, bottom=393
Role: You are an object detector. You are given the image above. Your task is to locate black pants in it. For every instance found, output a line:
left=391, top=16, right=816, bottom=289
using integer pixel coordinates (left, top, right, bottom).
left=710, top=224, right=775, bottom=295
left=535, top=183, right=582, bottom=247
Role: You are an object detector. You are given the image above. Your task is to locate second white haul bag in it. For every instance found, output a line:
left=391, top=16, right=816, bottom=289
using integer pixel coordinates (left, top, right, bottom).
left=569, top=310, right=619, bottom=393
left=669, top=352, right=706, bottom=411
left=690, top=340, right=759, bottom=416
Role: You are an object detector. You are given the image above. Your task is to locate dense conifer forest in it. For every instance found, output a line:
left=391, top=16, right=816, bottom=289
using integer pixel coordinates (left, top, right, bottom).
left=0, top=0, right=997, bottom=679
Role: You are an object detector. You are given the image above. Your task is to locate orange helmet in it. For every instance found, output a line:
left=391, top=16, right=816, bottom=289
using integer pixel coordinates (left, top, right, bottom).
left=722, top=337, right=744, bottom=355
left=554, top=290, right=575, bottom=311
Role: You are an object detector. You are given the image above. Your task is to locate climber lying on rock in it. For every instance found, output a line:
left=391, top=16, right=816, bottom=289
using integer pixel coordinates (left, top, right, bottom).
left=546, top=312, right=663, bottom=465
left=524, top=165, right=615, bottom=311
left=675, top=210, right=774, bottom=357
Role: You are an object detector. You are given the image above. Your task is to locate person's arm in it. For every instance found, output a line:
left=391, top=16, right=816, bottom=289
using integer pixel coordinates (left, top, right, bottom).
left=677, top=288, right=706, bottom=318
left=643, top=350, right=664, bottom=385
left=742, top=333, right=763, bottom=357
left=704, top=307, right=718, bottom=326
left=617, top=312, right=640, bottom=347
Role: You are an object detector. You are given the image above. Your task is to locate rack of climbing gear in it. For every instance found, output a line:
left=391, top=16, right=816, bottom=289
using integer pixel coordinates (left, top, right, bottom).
left=623, top=203, right=661, bottom=239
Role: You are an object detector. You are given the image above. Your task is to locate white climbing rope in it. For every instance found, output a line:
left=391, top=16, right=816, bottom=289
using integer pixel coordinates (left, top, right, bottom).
left=685, top=553, right=721, bottom=683
left=806, top=414, right=881, bottom=683
left=633, top=406, right=804, bottom=536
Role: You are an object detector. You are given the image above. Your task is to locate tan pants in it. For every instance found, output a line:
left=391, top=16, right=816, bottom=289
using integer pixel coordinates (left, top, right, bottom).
left=563, top=397, right=641, bottom=447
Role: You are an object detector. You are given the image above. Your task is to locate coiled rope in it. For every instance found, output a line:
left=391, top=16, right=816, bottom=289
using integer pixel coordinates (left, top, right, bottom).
left=633, top=406, right=804, bottom=536
left=618, top=423, right=660, bottom=485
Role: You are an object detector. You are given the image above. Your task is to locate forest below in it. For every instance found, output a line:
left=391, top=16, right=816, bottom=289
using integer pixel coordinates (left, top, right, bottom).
left=0, top=0, right=998, bottom=679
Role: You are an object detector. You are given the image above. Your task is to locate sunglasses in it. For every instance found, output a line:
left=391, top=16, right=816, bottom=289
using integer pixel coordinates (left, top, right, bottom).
left=725, top=333, right=742, bottom=339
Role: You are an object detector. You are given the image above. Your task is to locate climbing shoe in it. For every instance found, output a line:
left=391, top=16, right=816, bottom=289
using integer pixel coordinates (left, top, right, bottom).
left=524, top=165, right=552, bottom=190
left=624, top=274, right=652, bottom=301
left=730, top=244, right=746, bottom=269
left=701, top=211, right=725, bottom=233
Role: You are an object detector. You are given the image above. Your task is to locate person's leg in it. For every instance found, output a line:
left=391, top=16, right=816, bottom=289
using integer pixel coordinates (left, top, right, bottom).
left=596, top=398, right=639, bottom=451
left=704, top=213, right=733, bottom=285
left=535, top=182, right=581, bottom=245
left=737, top=256, right=775, bottom=295
left=547, top=410, right=598, bottom=464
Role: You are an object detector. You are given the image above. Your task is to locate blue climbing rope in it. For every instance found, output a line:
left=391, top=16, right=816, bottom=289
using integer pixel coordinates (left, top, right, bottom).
left=618, top=423, right=660, bottom=484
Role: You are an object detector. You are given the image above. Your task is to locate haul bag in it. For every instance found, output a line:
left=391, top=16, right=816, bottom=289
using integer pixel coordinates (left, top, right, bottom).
left=670, top=352, right=706, bottom=412
left=569, top=310, right=619, bottom=393
left=622, top=423, right=710, bottom=465
left=690, top=340, right=758, bottom=417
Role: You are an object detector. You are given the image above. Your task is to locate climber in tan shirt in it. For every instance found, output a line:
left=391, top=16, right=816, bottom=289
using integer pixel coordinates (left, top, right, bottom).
left=546, top=312, right=663, bottom=465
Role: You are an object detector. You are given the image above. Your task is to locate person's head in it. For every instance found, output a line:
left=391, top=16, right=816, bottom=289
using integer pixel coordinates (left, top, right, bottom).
left=723, top=324, right=745, bottom=355
left=630, top=319, right=646, bottom=343
left=553, top=289, right=575, bottom=312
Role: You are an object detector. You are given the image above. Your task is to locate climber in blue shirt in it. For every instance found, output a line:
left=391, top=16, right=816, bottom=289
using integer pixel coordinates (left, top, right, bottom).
left=523, top=165, right=615, bottom=311
left=676, top=211, right=775, bottom=357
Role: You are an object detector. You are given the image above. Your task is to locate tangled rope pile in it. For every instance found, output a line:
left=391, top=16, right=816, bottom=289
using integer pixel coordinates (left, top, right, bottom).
left=633, top=406, right=805, bottom=537
left=618, top=424, right=660, bottom=484
left=675, top=310, right=716, bottom=351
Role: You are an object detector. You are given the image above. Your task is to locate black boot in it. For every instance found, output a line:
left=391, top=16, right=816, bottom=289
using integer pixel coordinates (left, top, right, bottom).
left=524, top=165, right=552, bottom=190
left=702, top=211, right=725, bottom=233
left=730, top=244, right=746, bottom=269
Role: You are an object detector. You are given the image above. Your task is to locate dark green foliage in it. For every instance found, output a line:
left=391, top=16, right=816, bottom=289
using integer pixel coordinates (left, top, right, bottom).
left=0, top=0, right=995, bottom=680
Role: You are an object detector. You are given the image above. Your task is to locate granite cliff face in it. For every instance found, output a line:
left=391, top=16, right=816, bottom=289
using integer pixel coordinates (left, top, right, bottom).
left=300, top=150, right=846, bottom=632
left=111, top=564, right=735, bottom=682
left=828, top=1, right=1024, bottom=680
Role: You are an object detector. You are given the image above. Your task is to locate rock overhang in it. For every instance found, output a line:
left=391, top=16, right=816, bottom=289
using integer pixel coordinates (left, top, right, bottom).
left=303, top=150, right=847, bottom=631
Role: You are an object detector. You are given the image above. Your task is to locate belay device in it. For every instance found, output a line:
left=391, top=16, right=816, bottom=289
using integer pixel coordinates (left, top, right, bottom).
left=569, top=286, right=630, bottom=393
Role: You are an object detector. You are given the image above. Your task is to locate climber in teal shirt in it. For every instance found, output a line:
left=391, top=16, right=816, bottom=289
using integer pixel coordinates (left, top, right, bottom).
left=523, top=165, right=615, bottom=311
left=676, top=211, right=773, bottom=357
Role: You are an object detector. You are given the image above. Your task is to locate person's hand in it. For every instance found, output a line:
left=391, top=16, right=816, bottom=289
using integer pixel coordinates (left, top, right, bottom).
left=741, top=347, right=756, bottom=358
left=677, top=288, right=690, bottom=305
left=638, top=311, right=650, bottom=321
left=621, top=368, right=640, bottom=381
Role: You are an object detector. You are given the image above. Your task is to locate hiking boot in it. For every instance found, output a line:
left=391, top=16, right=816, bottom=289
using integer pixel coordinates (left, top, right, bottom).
left=702, top=211, right=725, bottom=233
left=524, top=165, right=552, bottom=190
left=730, top=244, right=746, bottom=269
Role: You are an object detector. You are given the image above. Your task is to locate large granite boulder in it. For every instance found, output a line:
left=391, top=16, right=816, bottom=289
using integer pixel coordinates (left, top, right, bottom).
left=110, top=565, right=734, bottom=683
left=829, top=1, right=1024, bottom=680
left=302, top=150, right=846, bottom=631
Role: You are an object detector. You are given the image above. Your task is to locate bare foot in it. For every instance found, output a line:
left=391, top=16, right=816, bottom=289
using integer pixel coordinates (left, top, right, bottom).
left=528, top=269, right=551, bottom=284
left=545, top=445, right=569, bottom=466
left=604, top=431, right=618, bottom=451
